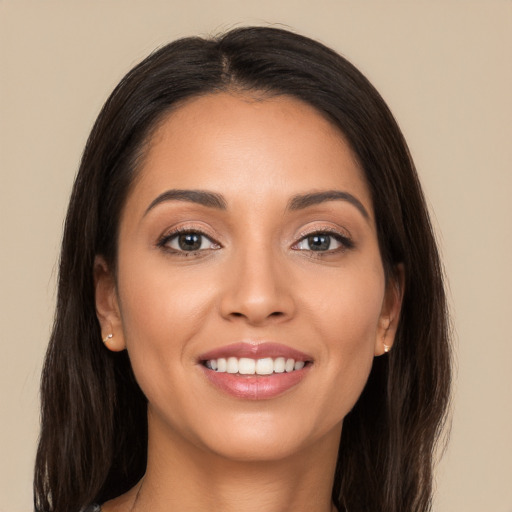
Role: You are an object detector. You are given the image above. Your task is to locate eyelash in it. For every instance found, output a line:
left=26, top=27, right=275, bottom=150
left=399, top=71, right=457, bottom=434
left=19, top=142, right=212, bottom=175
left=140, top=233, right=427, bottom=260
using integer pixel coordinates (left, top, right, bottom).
left=156, top=227, right=354, bottom=256
left=292, top=229, right=355, bottom=255
left=157, top=227, right=221, bottom=256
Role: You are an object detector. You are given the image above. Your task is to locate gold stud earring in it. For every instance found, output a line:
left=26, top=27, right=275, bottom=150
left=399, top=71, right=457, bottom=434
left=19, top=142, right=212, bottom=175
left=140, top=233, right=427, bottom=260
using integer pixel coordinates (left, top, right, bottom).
left=383, top=343, right=391, bottom=353
left=103, top=333, right=113, bottom=344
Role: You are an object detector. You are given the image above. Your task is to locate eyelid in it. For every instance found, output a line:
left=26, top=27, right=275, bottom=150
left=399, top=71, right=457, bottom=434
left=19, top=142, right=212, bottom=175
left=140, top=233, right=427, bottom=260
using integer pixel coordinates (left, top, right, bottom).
left=155, top=222, right=353, bottom=254
left=292, top=226, right=355, bottom=251
left=156, top=224, right=222, bottom=252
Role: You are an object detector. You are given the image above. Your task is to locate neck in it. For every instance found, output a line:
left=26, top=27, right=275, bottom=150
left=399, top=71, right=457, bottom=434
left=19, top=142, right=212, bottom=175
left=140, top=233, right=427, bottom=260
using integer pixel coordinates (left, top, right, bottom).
left=128, top=409, right=341, bottom=512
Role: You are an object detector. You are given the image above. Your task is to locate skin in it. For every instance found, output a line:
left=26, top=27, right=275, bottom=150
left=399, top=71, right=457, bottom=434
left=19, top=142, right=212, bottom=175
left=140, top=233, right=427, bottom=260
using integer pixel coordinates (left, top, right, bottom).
left=95, top=92, right=402, bottom=512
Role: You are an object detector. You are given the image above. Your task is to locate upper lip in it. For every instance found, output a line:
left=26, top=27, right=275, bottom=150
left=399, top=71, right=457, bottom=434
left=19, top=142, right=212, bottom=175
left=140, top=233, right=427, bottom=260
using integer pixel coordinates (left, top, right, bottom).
left=198, top=342, right=313, bottom=362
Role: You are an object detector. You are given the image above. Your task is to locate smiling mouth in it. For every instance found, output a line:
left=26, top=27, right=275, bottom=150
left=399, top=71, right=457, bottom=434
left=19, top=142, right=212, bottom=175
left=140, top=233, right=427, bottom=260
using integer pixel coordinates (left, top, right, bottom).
left=203, top=357, right=309, bottom=375
left=198, top=342, right=313, bottom=399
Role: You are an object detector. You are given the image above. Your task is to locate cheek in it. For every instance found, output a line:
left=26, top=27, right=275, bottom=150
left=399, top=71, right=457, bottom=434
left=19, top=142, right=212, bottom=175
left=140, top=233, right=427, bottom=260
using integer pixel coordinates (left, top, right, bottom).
left=119, top=253, right=214, bottom=339
left=304, top=260, right=385, bottom=347
left=115, top=254, right=216, bottom=398
left=299, top=261, right=385, bottom=416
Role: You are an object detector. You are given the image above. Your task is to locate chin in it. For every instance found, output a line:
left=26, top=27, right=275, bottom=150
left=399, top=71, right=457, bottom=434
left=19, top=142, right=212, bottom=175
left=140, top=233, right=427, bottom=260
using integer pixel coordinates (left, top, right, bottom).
left=185, top=405, right=343, bottom=464
left=202, top=432, right=314, bottom=463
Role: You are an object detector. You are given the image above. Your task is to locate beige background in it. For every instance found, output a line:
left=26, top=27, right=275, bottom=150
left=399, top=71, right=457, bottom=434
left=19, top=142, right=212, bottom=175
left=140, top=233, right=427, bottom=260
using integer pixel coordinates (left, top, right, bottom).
left=1, top=1, right=511, bottom=511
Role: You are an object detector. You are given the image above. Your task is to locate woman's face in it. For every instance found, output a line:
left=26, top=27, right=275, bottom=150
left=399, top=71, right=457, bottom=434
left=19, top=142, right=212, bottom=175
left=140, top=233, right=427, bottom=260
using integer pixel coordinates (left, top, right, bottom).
left=96, top=92, right=401, bottom=462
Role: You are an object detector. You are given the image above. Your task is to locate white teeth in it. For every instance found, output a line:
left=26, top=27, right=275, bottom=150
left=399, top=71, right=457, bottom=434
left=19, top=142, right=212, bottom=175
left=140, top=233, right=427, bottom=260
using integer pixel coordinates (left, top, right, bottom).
left=285, top=358, right=295, bottom=373
left=255, top=357, right=274, bottom=375
left=294, top=360, right=305, bottom=370
left=238, top=358, right=256, bottom=374
left=273, top=357, right=285, bottom=373
left=226, top=357, right=238, bottom=373
left=205, top=356, right=308, bottom=375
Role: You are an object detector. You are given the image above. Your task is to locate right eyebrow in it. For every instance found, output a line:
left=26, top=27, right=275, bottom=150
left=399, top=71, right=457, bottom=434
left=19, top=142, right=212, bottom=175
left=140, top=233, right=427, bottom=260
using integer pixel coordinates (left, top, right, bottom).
left=143, top=189, right=227, bottom=216
left=287, top=190, right=370, bottom=220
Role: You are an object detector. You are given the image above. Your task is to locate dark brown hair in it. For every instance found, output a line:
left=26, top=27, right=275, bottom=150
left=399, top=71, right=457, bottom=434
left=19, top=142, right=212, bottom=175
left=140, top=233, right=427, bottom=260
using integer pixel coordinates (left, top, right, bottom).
left=34, top=26, right=450, bottom=512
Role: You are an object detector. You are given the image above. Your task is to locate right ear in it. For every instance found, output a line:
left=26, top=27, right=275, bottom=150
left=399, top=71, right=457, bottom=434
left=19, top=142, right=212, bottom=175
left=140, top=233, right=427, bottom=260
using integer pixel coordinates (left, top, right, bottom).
left=93, top=255, right=126, bottom=352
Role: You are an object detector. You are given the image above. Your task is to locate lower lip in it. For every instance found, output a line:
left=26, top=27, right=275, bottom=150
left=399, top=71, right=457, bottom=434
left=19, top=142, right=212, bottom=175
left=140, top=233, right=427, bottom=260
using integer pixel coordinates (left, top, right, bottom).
left=201, top=366, right=310, bottom=400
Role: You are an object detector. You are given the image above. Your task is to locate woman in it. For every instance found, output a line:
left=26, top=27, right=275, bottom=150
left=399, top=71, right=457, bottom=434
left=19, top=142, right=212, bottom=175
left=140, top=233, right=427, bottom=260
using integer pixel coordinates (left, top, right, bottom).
left=34, top=26, right=450, bottom=512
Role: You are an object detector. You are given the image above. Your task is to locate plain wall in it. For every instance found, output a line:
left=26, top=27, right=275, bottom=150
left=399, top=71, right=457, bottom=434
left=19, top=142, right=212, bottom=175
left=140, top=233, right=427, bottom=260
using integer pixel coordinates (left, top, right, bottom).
left=1, top=1, right=511, bottom=511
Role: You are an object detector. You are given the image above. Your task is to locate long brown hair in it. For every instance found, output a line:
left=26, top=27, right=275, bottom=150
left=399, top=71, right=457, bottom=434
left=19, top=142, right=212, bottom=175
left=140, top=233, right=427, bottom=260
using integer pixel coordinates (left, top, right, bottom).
left=34, top=26, right=451, bottom=512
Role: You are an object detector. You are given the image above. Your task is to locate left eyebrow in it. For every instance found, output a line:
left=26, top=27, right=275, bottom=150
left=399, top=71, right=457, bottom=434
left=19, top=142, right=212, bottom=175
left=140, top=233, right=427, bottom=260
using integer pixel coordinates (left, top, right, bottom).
left=287, top=190, right=370, bottom=219
left=144, top=189, right=227, bottom=216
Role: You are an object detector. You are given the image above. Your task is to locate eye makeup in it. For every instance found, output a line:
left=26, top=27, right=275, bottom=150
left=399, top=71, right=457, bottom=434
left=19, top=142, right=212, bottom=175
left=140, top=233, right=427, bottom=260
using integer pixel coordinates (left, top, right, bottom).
left=156, top=224, right=221, bottom=257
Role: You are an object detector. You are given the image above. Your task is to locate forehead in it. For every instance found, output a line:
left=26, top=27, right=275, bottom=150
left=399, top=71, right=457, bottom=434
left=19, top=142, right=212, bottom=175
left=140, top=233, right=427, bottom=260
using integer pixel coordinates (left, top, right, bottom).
left=126, top=92, right=373, bottom=216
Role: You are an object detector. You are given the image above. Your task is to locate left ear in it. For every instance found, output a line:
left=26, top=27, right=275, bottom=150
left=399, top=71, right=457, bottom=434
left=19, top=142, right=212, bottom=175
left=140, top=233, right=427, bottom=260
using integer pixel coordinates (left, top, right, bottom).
left=94, top=255, right=126, bottom=352
left=375, top=263, right=404, bottom=356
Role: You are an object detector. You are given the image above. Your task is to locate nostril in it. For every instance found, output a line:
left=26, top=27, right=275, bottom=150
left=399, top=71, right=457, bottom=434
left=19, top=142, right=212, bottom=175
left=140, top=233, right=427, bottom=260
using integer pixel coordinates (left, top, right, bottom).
left=227, top=310, right=286, bottom=323
left=229, top=311, right=284, bottom=317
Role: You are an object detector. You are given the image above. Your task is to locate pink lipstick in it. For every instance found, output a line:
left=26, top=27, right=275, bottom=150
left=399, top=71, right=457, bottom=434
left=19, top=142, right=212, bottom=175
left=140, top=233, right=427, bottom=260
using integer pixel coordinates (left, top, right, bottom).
left=198, top=342, right=312, bottom=400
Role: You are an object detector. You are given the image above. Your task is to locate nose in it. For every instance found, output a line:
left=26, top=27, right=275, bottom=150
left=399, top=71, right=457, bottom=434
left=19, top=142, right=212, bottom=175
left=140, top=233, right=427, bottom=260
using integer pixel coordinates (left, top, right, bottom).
left=219, top=245, right=296, bottom=326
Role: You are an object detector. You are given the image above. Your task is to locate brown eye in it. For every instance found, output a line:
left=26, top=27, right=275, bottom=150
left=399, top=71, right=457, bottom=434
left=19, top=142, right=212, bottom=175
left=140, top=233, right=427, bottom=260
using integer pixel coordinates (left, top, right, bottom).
left=293, top=231, right=354, bottom=253
left=177, top=233, right=202, bottom=251
left=160, top=231, right=220, bottom=252
left=306, top=234, right=331, bottom=251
